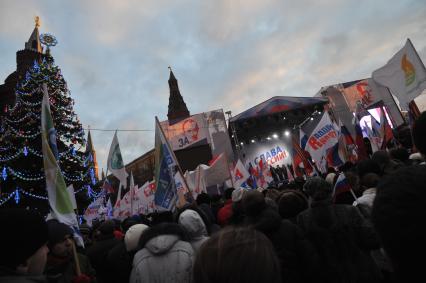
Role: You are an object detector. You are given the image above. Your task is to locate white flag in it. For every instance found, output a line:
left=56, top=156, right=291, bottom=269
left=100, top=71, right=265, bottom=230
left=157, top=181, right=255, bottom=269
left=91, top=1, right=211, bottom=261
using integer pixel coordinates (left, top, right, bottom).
left=107, top=131, right=128, bottom=188
left=185, top=165, right=208, bottom=200
left=372, top=39, right=426, bottom=109
left=304, top=112, right=339, bottom=165
left=232, top=160, right=250, bottom=188
left=66, top=184, right=77, bottom=210
left=41, top=84, right=82, bottom=246
left=204, top=153, right=231, bottom=186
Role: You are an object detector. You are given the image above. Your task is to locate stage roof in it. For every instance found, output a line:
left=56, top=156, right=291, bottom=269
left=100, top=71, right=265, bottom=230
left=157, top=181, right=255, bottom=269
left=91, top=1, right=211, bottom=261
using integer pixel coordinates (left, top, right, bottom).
left=230, top=96, right=328, bottom=123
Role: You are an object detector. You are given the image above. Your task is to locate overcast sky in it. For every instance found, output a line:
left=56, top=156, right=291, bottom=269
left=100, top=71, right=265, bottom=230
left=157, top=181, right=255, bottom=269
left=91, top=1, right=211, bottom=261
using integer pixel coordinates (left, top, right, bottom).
left=1, top=0, right=425, bottom=173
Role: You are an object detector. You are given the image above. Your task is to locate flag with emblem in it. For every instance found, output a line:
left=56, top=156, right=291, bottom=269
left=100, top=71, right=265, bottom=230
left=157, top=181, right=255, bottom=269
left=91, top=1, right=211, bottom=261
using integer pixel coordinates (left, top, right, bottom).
left=372, top=39, right=426, bottom=109
left=107, top=131, right=128, bottom=188
left=41, top=84, right=82, bottom=246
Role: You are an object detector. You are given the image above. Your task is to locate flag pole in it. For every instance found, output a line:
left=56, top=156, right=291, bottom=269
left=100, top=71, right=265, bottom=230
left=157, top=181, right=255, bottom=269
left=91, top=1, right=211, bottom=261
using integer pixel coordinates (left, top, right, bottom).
left=408, top=38, right=426, bottom=73
left=155, top=117, right=193, bottom=202
left=225, top=154, right=235, bottom=188
left=72, top=241, right=81, bottom=276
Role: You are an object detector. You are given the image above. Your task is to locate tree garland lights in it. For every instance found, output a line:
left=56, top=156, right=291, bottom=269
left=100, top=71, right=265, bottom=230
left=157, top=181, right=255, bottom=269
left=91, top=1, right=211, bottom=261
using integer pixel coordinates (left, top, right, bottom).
left=0, top=185, right=103, bottom=207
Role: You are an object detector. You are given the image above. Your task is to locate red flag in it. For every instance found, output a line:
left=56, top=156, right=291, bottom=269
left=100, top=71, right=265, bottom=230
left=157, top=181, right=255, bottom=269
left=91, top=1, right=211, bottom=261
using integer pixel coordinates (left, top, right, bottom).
left=292, top=136, right=314, bottom=177
left=379, top=107, right=394, bottom=149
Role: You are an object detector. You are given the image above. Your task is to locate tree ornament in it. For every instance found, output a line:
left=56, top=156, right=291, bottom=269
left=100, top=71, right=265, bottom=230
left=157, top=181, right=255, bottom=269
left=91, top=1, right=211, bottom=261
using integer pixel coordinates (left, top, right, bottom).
left=32, top=60, right=40, bottom=73
left=23, top=146, right=28, bottom=157
left=14, top=189, right=20, bottom=204
left=2, top=167, right=7, bottom=181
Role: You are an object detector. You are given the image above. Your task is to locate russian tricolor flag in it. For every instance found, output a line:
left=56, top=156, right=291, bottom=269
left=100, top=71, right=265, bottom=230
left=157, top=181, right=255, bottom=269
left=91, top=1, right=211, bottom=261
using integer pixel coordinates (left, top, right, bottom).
left=332, top=173, right=352, bottom=201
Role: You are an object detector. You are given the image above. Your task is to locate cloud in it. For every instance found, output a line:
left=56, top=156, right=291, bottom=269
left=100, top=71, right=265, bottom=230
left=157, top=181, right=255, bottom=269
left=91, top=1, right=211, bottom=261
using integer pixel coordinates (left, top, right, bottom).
left=1, top=0, right=426, bottom=176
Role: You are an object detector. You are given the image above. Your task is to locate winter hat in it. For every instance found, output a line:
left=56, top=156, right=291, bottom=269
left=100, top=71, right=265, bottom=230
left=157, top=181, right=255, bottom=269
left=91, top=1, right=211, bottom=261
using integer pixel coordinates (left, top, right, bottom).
left=99, top=220, right=115, bottom=235
left=277, top=190, right=308, bottom=219
left=124, top=224, right=149, bottom=252
left=242, top=190, right=266, bottom=217
left=232, top=187, right=247, bottom=202
left=303, top=177, right=332, bottom=201
left=47, top=220, right=73, bottom=246
left=325, top=173, right=336, bottom=185
left=0, top=209, right=48, bottom=268
left=178, top=209, right=208, bottom=238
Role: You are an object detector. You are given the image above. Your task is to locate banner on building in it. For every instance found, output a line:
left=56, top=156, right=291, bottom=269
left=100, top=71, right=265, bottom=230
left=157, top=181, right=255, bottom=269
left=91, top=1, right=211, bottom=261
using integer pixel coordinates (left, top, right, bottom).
left=160, top=109, right=234, bottom=162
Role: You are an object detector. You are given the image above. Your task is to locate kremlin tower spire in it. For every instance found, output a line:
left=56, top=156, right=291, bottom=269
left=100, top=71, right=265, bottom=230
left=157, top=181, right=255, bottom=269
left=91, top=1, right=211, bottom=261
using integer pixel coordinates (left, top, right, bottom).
left=85, top=130, right=99, bottom=180
left=25, top=16, right=43, bottom=53
left=167, top=67, right=190, bottom=125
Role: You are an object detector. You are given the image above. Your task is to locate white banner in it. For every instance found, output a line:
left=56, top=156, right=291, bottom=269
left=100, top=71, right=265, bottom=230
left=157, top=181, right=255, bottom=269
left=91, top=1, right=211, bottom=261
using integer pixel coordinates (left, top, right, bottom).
left=305, top=112, right=339, bottom=165
left=160, top=114, right=209, bottom=150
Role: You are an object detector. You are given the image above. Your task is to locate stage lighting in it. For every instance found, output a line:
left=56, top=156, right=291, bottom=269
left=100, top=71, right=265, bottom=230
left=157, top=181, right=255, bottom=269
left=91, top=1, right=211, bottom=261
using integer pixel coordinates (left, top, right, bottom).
left=266, top=137, right=271, bottom=140
left=310, top=117, right=314, bottom=121
left=240, top=142, right=244, bottom=146
left=251, top=139, right=255, bottom=143
left=272, top=133, right=278, bottom=139
left=284, top=130, right=290, bottom=137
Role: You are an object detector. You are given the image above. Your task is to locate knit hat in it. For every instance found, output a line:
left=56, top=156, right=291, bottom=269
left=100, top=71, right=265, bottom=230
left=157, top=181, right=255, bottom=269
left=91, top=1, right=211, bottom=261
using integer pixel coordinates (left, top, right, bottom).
left=325, top=173, right=336, bottom=185
left=124, top=224, right=149, bottom=252
left=0, top=209, right=48, bottom=268
left=47, top=220, right=73, bottom=246
left=232, top=187, right=247, bottom=202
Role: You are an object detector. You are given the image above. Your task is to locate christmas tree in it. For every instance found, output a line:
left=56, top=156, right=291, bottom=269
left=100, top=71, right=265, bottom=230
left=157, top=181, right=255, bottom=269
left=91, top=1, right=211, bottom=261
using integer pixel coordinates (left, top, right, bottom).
left=0, top=44, right=97, bottom=214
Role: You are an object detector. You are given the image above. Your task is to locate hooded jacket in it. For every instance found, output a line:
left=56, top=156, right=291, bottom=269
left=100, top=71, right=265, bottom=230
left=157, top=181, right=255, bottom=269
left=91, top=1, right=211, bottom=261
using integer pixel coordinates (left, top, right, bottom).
left=130, top=223, right=194, bottom=283
left=178, top=210, right=209, bottom=252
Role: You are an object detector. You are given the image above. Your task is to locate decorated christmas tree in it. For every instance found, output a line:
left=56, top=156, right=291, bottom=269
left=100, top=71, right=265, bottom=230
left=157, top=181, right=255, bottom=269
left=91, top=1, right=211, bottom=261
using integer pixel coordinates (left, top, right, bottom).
left=0, top=33, right=98, bottom=214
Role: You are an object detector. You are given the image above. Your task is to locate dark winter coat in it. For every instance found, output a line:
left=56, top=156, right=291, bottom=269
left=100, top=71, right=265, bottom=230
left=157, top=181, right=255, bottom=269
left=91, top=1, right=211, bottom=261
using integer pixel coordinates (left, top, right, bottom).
left=243, top=207, right=317, bottom=283
left=0, top=267, right=48, bottom=283
left=297, top=199, right=382, bottom=283
left=106, top=241, right=133, bottom=283
left=130, top=223, right=194, bottom=283
left=86, top=235, right=119, bottom=283
left=44, top=253, right=96, bottom=283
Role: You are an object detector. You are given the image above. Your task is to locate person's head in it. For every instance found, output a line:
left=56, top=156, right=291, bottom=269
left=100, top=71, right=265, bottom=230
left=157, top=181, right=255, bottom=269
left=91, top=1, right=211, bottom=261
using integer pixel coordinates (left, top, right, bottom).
left=372, top=165, right=426, bottom=280
left=224, top=188, right=235, bottom=200
left=265, top=189, right=280, bottom=202
left=357, top=159, right=382, bottom=178
left=277, top=190, right=308, bottom=219
left=0, top=209, right=49, bottom=275
left=193, top=227, right=281, bottom=283
left=196, top=193, right=211, bottom=206
left=413, top=111, right=426, bottom=156
left=372, top=150, right=401, bottom=175
left=303, top=177, right=333, bottom=201
left=98, top=220, right=116, bottom=236
left=47, top=220, right=74, bottom=257
left=124, top=224, right=149, bottom=252
left=325, top=173, right=336, bottom=186
left=360, top=173, right=380, bottom=190
left=178, top=209, right=208, bottom=239
left=241, top=190, right=266, bottom=217
left=338, top=161, right=355, bottom=173
left=389, top=147, right=410, bottom=164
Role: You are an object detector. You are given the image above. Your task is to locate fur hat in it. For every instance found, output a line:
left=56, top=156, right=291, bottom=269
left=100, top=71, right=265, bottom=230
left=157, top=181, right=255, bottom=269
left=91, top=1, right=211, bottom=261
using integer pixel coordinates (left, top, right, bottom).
left=124, top=224, right=149, bottom=252
left=0, top=209, right=48, bottom=268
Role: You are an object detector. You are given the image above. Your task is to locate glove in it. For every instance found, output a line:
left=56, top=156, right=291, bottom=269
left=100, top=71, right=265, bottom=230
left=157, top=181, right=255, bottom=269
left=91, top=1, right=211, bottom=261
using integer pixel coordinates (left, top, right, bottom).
left=72, top=274, right=91, bottom=283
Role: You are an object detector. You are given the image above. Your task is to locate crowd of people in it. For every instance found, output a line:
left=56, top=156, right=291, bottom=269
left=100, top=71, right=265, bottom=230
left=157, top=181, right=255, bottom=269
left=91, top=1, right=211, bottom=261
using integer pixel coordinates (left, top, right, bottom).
left=1, top=111, right=426, bottom=283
